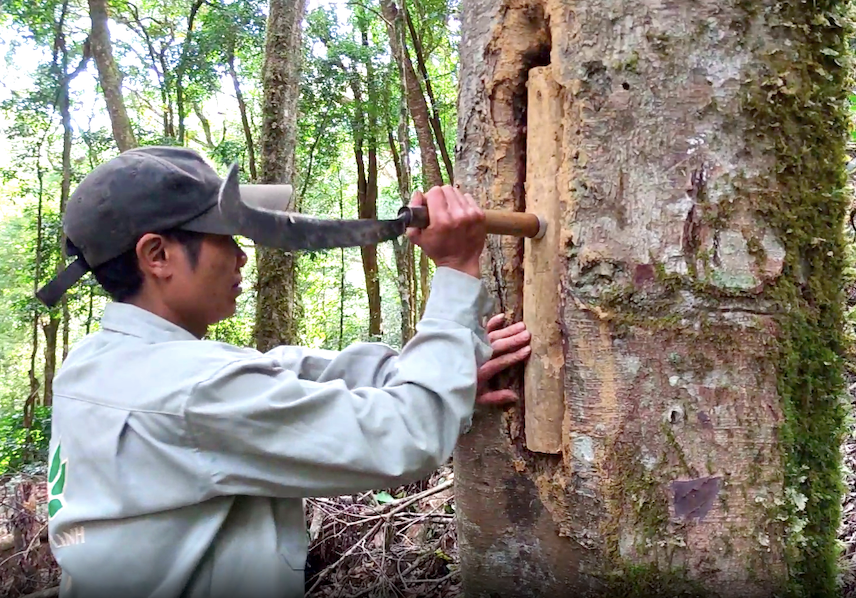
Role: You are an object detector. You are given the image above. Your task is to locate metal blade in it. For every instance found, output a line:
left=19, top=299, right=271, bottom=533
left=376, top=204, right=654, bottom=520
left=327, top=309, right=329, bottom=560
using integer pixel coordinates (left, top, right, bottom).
left=218, top=163, right=409, bottom=251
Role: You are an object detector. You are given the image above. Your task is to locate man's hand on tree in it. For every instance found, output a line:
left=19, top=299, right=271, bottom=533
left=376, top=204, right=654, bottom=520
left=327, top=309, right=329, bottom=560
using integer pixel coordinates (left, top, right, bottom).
left=476, top=314, right=531, bottom=405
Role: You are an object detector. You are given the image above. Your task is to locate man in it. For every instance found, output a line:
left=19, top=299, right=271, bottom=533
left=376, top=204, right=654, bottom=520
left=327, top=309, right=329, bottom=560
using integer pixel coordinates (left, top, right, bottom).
left=38, top=146, right=531, bottom=598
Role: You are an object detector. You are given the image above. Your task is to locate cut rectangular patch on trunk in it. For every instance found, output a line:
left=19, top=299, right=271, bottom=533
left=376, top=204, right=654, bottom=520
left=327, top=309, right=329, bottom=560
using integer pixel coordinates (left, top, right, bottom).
left=671, top=476, right=722, bottom=520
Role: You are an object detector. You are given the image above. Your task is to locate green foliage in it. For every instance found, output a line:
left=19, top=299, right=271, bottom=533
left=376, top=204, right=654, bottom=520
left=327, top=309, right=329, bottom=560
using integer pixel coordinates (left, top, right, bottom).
left=0, top=0, right=462, bottom=487
left=0, top=405, right=51, bottom=476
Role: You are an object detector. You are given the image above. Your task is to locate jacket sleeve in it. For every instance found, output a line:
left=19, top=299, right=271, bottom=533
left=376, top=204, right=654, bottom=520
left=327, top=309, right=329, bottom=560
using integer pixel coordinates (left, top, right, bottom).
left=184, top=267, right=494, bottom=498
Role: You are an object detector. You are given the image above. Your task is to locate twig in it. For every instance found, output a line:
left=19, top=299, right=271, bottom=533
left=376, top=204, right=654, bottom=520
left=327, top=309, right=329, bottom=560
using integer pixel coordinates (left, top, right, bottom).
left=0, top=522, right=48, bottom=568
left=306, top=520, right=384, bottom=595
left=378, top=479, right=453, bottom=517
left=20, top=587, right=59, bottom=598
left=406, top=570, right=456, bottom=584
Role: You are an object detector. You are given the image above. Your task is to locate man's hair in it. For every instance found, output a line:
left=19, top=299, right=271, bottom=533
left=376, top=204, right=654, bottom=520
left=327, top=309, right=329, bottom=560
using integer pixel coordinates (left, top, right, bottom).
left=69, top=230, right=205, bottom=302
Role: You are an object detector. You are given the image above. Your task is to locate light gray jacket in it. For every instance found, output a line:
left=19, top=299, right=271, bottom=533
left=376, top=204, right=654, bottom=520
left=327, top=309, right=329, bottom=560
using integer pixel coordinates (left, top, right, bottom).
left=46, top=267, right=493, bottom=598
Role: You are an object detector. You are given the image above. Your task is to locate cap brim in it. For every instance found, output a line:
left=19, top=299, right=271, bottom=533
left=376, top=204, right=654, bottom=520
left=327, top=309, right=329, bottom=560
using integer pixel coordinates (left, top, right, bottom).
left=179, top=203, right=242, bottom=236
left=35, top=257, right=90, bottom=308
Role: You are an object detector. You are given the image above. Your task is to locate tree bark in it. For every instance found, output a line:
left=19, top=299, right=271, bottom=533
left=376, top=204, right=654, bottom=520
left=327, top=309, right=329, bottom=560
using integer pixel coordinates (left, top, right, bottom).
left=59, top=38, right=72, bottom=366
left=42, top=317, right=59, bottom=409
left=227, top=51, right=257, bottom=181
left=88, top=0, right=137, bottom=151
left=338, top=166, right=346, bottom=351
left=388, top=127, right=415, bottom=344
left=254, top=0, right=307, bottom=352
left=359, top=24, right=382, bottom=341
left=24, top=142, right=46, bottom=429
left=453, top=0, right=850, bottom=597
left=402, top=2, right=453, bottom=183
left=380, top=0, right=437, bottom=317
left=192, top=100, right=215, bottom=148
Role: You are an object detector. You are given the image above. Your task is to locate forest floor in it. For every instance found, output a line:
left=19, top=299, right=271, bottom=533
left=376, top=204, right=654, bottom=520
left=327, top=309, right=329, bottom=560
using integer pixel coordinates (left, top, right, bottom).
left=6, top=425, right=856, bottom=598
left=0, top=464, right=462, bottom=598
left=4, top=341, right=856, bottom=598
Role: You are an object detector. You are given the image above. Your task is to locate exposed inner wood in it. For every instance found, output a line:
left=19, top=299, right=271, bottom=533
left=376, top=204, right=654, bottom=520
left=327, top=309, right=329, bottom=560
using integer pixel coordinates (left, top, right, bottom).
left=523, top=64, right=566, bottom=454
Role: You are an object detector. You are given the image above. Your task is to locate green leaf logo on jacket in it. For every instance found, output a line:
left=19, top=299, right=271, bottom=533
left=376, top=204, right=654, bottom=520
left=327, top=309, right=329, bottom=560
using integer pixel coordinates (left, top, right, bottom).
left=48, top=441, right=67, bottom=519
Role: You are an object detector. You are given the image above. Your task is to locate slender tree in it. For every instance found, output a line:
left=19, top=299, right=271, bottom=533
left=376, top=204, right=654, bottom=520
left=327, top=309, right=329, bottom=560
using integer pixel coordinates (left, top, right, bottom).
left=88, top=0, right=137, bottom=151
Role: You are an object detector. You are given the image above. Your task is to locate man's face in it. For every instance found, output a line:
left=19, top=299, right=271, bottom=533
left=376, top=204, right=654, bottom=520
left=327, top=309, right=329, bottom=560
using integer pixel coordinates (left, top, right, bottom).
left=163, top=234, right=248, bottom=334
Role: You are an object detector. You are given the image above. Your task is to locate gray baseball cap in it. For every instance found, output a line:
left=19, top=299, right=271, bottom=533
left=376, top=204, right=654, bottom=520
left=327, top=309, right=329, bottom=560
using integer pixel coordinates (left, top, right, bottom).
left=36, top=146, right=293, bottom=307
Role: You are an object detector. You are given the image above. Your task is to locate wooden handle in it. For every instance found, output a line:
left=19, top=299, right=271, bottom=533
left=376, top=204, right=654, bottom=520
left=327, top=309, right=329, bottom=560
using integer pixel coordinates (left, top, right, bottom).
left=399, top=206, right=546, bottom=239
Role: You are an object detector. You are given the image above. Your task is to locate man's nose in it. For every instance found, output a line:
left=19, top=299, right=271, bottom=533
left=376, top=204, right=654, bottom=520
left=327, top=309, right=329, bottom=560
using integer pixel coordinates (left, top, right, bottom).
left=232, top=238, right=248, bottom=268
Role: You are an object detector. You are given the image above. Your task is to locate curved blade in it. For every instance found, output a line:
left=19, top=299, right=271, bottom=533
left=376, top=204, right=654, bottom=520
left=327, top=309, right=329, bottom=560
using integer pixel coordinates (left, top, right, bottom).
left=218, top=163, right=409, bottom=251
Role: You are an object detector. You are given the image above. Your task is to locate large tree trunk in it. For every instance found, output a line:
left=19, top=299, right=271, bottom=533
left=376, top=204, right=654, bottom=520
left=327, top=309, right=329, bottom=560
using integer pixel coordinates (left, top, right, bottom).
left=453, top=1, right=849, bottom=597
left=254, top=0, right=307, bottom=352
left=88, top=0, right=137, bottom=151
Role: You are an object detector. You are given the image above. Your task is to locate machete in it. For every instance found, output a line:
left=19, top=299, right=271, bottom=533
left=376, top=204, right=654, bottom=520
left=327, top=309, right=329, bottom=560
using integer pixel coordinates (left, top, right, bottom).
left=220, top=163, right=546, bottom=251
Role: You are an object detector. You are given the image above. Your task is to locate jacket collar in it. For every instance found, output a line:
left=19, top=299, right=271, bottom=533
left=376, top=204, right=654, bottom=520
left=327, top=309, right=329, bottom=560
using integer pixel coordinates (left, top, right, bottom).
left=99, top=302, right=200, bottom=343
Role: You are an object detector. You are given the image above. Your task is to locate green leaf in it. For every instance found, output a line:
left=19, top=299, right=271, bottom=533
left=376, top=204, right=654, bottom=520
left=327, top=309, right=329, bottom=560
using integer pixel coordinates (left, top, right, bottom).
left=48, top=443, right=61, bottom=482
left=51, top=462, right=65, bottom=495
left=48, top=499, right=63, bottom=518
left=374, top=491, right=394, bottom=504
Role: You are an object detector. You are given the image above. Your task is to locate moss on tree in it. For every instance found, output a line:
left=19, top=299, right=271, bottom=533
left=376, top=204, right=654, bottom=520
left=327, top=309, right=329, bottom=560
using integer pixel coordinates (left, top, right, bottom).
left=739, top=0, right=854, bottom=594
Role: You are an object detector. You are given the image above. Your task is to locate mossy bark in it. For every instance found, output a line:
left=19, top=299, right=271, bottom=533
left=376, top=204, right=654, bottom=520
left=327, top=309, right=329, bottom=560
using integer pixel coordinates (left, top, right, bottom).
left=255, top=0, right=307, bottom=352
left=453, top=0, right=853, bottom=596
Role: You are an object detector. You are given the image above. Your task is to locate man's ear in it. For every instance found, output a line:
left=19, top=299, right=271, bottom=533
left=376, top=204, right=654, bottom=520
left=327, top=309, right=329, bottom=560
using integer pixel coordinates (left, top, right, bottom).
left=135, top=233, right=172, bottom=280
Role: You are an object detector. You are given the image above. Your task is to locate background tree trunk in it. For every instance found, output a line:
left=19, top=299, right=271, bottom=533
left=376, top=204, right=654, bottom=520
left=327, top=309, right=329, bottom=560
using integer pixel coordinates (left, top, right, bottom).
left=402, top=2, right=453, bottom=183
left=227, top=51, right=257, bottom=181
left=254, top=0, right=307, bottom=352
left=383, top=0, right=417, bottom=344
left=88, top=0, right=137, bottom=151
left=380, top=0, right=439, bottom=317
left=360, top=24, right=382, bottom=341
left=453, top=0, right=850, bottom=596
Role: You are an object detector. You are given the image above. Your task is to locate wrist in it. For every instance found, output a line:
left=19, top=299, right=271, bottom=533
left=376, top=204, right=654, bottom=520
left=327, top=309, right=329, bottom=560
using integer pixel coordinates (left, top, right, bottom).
left=437, top=261, right=481, bottom=279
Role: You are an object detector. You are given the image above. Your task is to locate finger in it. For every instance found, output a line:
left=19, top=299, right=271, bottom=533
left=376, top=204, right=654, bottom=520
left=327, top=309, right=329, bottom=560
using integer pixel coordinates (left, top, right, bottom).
left=442, top=185, right=466, bottom=221
left=490, top=329, right=531, bottom=355
left=488, top=320, right=526, bottom=341
left=477, top=345, right=531, bottom=383
left=485, top=313, right=508, bottom=333
left=462, top=191, right=484, bottom=222
left=476, top=389, right=518, bottom=406
left=426, top=186, right=450, bottom=227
